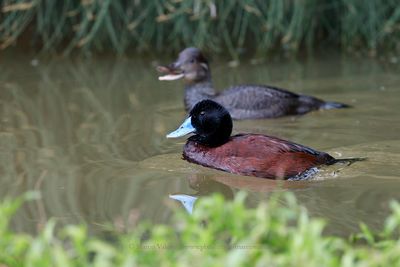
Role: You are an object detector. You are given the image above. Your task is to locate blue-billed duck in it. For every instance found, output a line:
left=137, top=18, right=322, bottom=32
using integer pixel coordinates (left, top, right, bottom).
left=158, top=47, right=349, bottom=120
left=167, top=99, right=359, bottom=180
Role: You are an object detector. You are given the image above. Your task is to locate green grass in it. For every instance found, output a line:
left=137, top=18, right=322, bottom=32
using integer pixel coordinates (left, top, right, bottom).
left=2, top=191, right=400, bottom=266
left=1, top=0, right=399, bottom=57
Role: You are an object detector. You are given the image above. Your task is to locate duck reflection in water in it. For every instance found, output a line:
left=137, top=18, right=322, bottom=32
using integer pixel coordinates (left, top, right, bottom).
left=169, top=173, right=308, bottom=214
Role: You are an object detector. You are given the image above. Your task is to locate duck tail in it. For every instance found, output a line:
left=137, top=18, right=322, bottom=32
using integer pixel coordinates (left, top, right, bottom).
left=320, top=101, right=351, bottom=110
left=329, top=157, right=367, bottom=166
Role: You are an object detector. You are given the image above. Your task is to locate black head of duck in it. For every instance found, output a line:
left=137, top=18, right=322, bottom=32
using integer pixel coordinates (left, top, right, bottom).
left=158, top=47, right=350, bottom=120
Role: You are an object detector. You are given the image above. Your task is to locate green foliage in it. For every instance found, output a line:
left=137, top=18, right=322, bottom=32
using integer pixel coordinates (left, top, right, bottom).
left=1, top=0, right=399, bottom=56
left=1, top=192, right=400, bottom=266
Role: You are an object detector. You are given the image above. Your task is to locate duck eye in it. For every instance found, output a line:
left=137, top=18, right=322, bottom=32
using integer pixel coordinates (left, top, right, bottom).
left=200, top=111, right=205, bottom=116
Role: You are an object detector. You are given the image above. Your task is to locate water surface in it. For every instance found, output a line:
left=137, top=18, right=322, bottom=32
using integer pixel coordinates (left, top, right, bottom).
left=1, top=52, right=399, bottom=236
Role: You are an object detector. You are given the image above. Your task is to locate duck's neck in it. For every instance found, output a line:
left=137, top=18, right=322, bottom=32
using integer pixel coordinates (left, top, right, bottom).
left=184, top=80, right=216, bottom=111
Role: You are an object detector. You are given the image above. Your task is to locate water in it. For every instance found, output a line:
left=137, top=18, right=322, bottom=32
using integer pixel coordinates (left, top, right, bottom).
left=0, top=52, right=399, bottom=236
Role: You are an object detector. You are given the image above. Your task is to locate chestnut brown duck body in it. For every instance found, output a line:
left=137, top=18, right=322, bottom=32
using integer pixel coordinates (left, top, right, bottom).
left=158, top=47, right=349, bottom=120
left=183, top=133, right=335, bottom=179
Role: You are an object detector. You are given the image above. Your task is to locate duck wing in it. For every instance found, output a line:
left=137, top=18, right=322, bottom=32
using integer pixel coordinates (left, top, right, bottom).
left=213, top=84, right=323, bottom=119
left=242, top=134, right=334, bottom=179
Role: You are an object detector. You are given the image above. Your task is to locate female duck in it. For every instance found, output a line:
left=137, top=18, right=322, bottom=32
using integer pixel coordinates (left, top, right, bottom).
left=158, top=47, right=349, bottom=120
left=167, top=99, right=342, bottom=180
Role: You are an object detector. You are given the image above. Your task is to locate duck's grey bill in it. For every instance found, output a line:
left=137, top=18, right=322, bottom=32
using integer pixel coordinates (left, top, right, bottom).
left=166, top=117, right=195, bottom=138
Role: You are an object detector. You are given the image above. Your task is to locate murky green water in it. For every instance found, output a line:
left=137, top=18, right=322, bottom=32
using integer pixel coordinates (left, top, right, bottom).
left=1, top=52, right=399, bottom=236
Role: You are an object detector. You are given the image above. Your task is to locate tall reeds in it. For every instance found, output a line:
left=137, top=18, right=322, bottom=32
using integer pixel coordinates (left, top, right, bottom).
left=1, top=0, right=399, bottom=56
